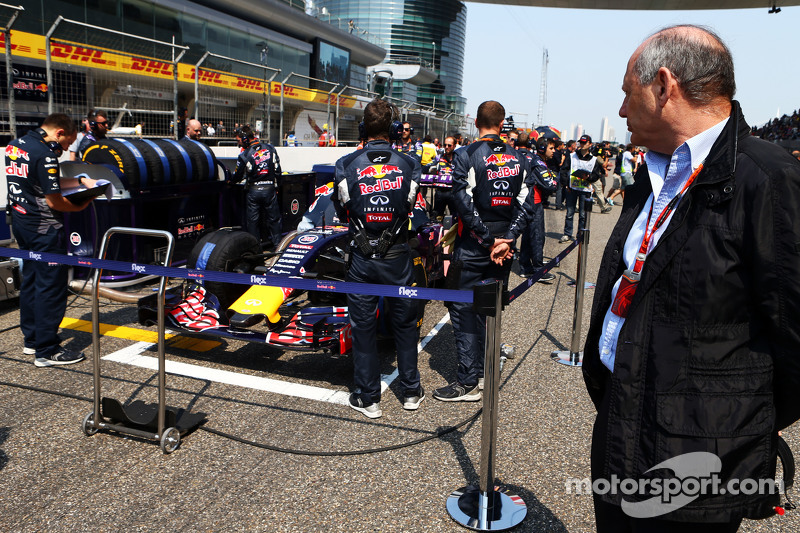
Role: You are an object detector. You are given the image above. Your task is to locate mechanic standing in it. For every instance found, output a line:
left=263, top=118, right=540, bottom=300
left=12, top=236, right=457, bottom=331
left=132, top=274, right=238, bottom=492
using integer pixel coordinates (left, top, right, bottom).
left=333, top=98, right=423, bottom=419
left=517, top=134, right=558, bottom=282
left=433, top=101, right=533, bottom=402
left=7, top=113, right=98, bottom=366
left=76, top=110, right=109, bottom=159
left=231, top=125, right=283, bottom=249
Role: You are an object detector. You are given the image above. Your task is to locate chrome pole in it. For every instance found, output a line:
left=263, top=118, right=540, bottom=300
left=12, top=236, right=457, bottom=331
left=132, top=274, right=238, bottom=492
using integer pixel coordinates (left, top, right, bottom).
left=447, top=280, right=527, bottom=530
left=553, top=195, right=592, bottom=366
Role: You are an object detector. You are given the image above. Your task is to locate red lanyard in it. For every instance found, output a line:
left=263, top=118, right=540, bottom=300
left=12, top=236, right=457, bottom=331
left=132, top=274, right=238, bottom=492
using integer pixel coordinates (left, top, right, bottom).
left=630, top=164, right=703, bottom=274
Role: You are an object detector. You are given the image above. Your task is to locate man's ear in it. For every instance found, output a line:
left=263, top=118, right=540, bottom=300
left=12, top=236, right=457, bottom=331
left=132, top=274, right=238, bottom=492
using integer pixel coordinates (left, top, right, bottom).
left=656, top=66, right=679, bottom=108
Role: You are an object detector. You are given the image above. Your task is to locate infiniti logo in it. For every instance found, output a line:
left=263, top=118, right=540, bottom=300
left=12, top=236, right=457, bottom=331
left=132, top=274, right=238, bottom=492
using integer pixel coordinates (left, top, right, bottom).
left=493, top=180, right=510, bottom=190
left=370, top=195, right=390, bottom=205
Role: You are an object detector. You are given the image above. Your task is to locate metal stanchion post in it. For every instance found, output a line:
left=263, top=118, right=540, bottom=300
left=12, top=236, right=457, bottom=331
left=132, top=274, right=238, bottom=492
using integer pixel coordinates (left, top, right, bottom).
left=447, top=280, right=527, bottom=531
left=552, top=196, right=593, bottom=367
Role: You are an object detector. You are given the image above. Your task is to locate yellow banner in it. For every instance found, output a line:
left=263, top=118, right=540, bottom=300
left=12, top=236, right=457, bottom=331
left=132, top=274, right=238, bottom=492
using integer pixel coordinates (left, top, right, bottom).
left=0, top=30, right=361, bottom=108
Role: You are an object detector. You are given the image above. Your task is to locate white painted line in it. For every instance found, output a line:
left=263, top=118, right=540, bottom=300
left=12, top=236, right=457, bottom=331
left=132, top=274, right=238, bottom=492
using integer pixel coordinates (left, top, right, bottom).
left=101, top=311, right=452, bottom=405
left=103, top=349, right=351, bottom=404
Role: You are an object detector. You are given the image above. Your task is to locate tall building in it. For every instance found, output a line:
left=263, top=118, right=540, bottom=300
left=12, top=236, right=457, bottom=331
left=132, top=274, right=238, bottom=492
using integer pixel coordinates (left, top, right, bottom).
left=574, top=124, right=584, bottom=141
left=314, top=0, right=468, bottom=115
left=600, top=116, right=609, bottom=142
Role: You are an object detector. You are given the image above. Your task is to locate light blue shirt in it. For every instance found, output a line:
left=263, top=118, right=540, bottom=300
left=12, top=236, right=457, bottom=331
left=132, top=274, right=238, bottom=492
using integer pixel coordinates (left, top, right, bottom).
left=599, top=118, right=729, bottom=372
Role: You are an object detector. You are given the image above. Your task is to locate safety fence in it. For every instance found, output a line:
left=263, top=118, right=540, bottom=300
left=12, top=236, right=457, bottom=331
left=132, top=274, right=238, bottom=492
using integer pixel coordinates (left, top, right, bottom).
left=0, top=13, right=466, bottom=145
left=0, top=205, right=594, bottom=530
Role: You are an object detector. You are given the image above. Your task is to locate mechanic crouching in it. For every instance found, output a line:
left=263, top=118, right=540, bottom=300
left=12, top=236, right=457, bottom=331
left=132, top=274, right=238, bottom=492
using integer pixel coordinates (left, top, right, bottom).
left=333, top=98, right=424, bottom=419
left=231, top=126, right=283, bottom=249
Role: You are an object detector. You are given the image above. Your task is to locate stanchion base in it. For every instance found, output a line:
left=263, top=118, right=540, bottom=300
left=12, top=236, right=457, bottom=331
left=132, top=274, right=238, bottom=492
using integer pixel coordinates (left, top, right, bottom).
left=567, top=281, right=596, bottom=289
left=551, top=350, right=583, bottom=367
left=446, top=485, right=527, bottom=531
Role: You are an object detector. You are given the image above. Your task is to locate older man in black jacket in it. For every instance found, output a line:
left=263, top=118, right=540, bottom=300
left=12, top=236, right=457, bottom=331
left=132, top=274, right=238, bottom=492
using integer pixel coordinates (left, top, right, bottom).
left=583, top=25, right=800, bottom=532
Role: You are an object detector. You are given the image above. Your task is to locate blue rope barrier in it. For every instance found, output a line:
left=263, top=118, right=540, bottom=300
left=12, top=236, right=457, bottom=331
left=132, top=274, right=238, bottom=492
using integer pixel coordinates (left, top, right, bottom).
left=506, top=235, right=582, bottom=303
left=0, top=246, right=474, bottom=304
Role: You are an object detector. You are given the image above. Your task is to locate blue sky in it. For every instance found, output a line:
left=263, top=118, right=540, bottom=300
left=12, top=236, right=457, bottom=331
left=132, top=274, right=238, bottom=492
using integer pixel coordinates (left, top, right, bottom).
left=462, top=4, right=799, bottom=142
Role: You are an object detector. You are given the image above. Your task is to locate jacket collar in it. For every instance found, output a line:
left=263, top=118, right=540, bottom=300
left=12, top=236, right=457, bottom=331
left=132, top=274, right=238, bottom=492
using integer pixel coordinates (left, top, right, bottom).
left=693, top=100, right=748, bottom=186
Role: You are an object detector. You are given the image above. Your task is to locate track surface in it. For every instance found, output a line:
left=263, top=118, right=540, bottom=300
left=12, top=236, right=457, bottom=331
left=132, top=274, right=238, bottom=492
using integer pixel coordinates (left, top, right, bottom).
left=0, top=205, right=796, bottom=532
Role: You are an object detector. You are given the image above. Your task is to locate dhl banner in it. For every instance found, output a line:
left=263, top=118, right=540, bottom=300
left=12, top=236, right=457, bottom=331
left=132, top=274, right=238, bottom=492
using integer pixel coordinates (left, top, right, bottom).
left=0, top=30, right=364, bottom=109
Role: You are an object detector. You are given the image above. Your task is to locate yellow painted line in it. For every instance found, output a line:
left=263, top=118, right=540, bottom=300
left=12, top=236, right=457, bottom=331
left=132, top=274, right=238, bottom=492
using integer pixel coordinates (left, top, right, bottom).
left=59, top=318, right=222, bottom=352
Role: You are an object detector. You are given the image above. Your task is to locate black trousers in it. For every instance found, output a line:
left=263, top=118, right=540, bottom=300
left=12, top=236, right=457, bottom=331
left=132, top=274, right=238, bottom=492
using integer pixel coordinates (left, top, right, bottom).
left=447, top=236, right=511, bottom=386
left=346, top=247, right=420, bottom=404
left=518, top=201, right=545, bottom=274
left=245, top=187, right=282, bottom=247
left=14, top=222, right=68, bottom=357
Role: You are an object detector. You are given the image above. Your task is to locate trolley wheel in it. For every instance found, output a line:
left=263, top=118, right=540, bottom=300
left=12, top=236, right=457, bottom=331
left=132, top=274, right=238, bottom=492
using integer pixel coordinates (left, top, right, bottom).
left=82, top=411, right=98, bottom=436
left=160, top=427, right=181, bottom=454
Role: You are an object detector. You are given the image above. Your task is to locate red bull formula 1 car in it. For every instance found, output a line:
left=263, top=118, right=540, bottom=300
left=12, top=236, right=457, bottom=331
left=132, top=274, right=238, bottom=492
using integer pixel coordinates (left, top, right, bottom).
left=137, top=185, right=448, bottom=355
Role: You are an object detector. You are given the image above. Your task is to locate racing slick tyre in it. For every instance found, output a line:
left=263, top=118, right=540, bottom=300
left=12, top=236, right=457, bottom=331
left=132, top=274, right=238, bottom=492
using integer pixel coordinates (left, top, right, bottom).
left=179, top=138, right=216, bottom=182
left=82, top=138, right=147, bottom=189
left=188, top=228, right=262, bottom=317
left=127, top=139, right=165, bottom=186
left=151, top=139, right=191, bottom=184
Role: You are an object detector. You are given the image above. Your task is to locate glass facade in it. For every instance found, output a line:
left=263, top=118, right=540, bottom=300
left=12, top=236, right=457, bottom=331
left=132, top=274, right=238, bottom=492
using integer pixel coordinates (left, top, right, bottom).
left=14, top=0, right=311, bottom=80
left=317, top=0, right=467, bottom=114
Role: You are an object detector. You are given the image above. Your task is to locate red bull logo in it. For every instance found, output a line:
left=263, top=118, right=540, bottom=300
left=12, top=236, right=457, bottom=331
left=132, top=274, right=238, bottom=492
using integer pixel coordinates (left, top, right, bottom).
left=356, top=164, right=402, bottom=180
left=35, top=83, right=48, bottom=93
left=487, top=164, right=520, bottom=180
left=358, top=176, right=404, bottom=195
left=483, top=153, right=516, bottom=167
left=5, top=145, right=29, bottom=161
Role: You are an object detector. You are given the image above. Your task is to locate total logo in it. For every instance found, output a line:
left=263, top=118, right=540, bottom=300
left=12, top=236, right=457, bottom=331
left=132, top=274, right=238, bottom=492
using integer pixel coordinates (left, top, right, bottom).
left=493, top=180, right=510, bottom=190
left=366, top=213, right=392, bottom=223
left=487, top=164, right=520, bottom=181
left=359, top=176, right=404, bottom=195
left=483, top=153, right=516, bottom=167
left=369, top=195, right=390, bottom=205
left=357, top=164, right=402, bottom=180
left=491, top=197, right=512, bottom=206
left=297, top=234, right=319, bottom=244
left=398, top=286, right=418, bottom=298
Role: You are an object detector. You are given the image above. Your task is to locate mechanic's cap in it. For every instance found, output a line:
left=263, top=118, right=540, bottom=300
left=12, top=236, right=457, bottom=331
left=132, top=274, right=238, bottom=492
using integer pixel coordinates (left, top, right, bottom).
left=579, top=134, right=592, bottom=144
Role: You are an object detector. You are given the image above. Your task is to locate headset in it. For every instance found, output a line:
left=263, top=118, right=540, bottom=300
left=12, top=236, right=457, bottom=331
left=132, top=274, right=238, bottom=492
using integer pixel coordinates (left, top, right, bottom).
left=358, top=101, right=404, bottom=142
left=536, top=136, right=552, bottom=156
left=35, top=127, right=64, bottom=157
left=237, top=126, right=256, bottom=149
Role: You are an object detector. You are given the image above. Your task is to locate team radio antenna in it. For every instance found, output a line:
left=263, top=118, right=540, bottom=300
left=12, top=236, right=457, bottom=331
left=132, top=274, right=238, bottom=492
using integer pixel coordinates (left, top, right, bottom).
left=537, top=48, right=549, bottom=127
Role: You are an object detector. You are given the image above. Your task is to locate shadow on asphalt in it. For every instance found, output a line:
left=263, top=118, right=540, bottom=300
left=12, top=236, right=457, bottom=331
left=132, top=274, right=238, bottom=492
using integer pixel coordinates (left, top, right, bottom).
left=0, top=427, right=8, bottom=471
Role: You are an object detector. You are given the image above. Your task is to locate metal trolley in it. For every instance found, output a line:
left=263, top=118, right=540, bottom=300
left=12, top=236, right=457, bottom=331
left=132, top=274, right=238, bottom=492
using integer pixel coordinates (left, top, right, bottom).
left=81, top=227, right=204, bottom=453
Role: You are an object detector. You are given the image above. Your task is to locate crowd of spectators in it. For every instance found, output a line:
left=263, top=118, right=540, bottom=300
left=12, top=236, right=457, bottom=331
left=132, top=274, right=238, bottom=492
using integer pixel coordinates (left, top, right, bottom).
left=751, top=108, right=800, bottom=141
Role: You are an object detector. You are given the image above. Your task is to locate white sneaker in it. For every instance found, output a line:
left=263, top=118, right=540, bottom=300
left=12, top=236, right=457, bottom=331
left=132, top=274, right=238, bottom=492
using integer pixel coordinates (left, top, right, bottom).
left=23, top=346, right=36, bottom=356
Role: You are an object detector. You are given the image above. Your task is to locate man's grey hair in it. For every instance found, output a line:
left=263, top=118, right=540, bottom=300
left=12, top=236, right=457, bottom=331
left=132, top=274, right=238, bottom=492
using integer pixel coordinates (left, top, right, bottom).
left=633, top=24, right=735, bottom=106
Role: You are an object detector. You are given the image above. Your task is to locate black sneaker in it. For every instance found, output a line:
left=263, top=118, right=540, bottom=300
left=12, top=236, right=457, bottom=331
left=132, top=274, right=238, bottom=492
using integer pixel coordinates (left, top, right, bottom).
left=538, top=272, right=556, bottom=283
left=433, top=382, right=481, bottom=402
left=34, top=347, right=85, bottom=367
left=348, top=393, right=382, bottom=419
left=402, top=386, right=425, bottom=410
